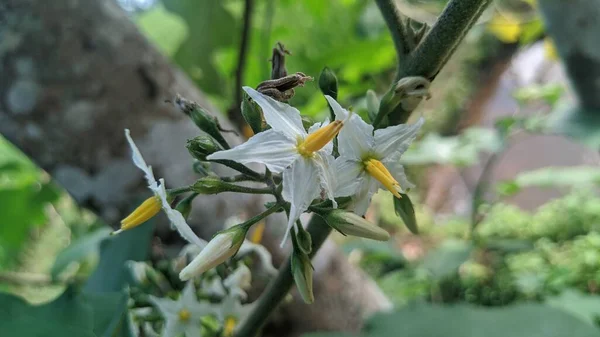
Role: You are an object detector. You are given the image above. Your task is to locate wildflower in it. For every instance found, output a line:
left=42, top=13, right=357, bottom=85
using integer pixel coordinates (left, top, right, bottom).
left=217, top=295, right=255, bottom=337
left=179, top=225, right=248, bottom=281
left=149, top=282, right=216, bottom=337
left=327, top=97, right=424, bottom=215
left=207, top=87, right=347, bottom=245
left=113, top=130, right=206, bottom=248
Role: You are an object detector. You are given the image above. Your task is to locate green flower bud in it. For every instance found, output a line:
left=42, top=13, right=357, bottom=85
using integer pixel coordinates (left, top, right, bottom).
left=295, top=225, right=312, bottom=255
left=241, top=93, right=264, bottom=134
left=174, top=95, right=230, bottom=149
left=366, top=90, right=380, bottom=123
left=324, top=210, right=391, bottom=241
left=191, top=177, right=226, bottom=194
left=318, top=67, right=338, bottom=99
left=187, top=136, right=221, bottom=161
left=291, top=251, right=314, bottom=304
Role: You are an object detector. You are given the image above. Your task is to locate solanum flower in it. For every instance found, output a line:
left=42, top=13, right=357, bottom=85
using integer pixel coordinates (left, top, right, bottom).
left=207, top=87, right=347, bottom=245
left=114, top=130, right=206, bottom=248
left=327, top=97, right=424, bottom=215
left=149, top=282, right=216, bottom=337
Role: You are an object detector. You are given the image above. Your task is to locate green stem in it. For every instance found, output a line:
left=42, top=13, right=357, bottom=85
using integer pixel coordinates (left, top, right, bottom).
left=166, top=186, right=193, bottom=196
left=374, top=0, right=407, bottom=66
left=221, top=174, right=264, bottom=183
left=242, top=202, right=284, bottom=227
left=223, top=184, right=273, bottom=195
left=235, top=216, right=331, bottom=337
left=212, top=159, right=263, bottom=180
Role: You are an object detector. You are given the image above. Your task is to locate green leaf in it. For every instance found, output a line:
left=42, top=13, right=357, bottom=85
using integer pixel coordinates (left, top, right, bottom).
left=547, top=289, right=600, bottom=326
left=51, top=227, right=112, bottom=279
left=136, top=4, right=189, bottom=56
left=0, top=287, right=95, bottom=337
left=304, top=303, right=600, bottom=337
left=84, top=221, right=154, bottom=292
left=419, top=239, right=472, bottom=279
left=84, top=291, right=133, bottom=337
left=393, top=194, right=418, bottom=234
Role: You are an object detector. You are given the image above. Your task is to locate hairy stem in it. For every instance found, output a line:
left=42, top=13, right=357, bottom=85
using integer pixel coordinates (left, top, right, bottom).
left=235, top=216, right=331, bottom=337
left=374, top=0, right=407, bottom=67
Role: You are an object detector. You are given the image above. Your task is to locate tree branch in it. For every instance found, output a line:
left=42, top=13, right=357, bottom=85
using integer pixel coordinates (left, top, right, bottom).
left=374, top=0, right=408, bottom=67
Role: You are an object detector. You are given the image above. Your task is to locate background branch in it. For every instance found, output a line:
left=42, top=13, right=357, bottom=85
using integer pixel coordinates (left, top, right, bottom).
left=374, top=0, right=408, bottom=67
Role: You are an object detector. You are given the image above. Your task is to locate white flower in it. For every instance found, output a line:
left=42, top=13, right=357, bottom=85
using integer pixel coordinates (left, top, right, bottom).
left=217, top=295, right=255, bottom=337
left=116, top=129, right=207, bottom=248
left=223, top=265, right=252, bottom=299
left=149, top=282, right=216, bottom=337
left=326, top=97, right=424, bottom=215
left=207, top=87, right=347, bottom=245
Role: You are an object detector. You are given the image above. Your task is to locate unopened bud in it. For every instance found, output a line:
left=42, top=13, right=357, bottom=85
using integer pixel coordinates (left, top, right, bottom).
left=291, top=251, right=314, bottom=304
left=324, top=210, right=391, bottom=241
left=191, top=177, right=226, bottom=194
left=295, top=225, right=312, bottom=255
left=366, top=90, right=380, bottom=123
left=179, top=224, right=248, bottom=280
left=318, top=67, right=338, bottom=99
left=187, top=136, right=221, bottom=161
left=241, top=93, right=264, bottom=134
left=174, top=95, right=230, bottom=149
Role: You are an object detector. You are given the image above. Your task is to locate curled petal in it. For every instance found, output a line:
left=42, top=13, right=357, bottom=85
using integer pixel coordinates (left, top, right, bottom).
left=125, top=129, right=157, bottom=188
left=243, top=87, right=306, bottom=140
left=207, top=129, right=299, bottom=173
left=333, top=158, right=363, bottom=197
left=281, top=157, right=320, bottom=246
left=325, top=96, right=374, bottom=160
left=374, top=117, right=424, bottom=160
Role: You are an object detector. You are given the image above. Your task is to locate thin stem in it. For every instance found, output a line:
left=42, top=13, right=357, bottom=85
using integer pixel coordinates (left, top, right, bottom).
left=235, top=216, right=331, bottom=337
left=167, top=186, right=193, bottom=195
left=221, top=174, right=264, bottom=183
left=374, top=0, right=407, bottom=66
left=260, top=0, right=276, bottom=81
left=242, top=201, right=284, bottom=227
left=229, top=0, right=255, bottom=129
left=223, top=184, right=273, bottom=195
left=212, top=159, right=262, bottom=180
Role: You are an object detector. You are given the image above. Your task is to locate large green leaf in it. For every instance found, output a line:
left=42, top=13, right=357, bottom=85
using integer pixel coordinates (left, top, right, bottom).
left=84, top=291, right=133, bottom=337
left=304, top=303, right=600, bottom=337
left=547, top=289, right=600, bottom=326
left=0, top=287, right=95, bottom=337
left=51, top=227, right=112, bottom=279
left=393, top=194, right=418, bottom=234
left=419, top=239, right=472, bottom=279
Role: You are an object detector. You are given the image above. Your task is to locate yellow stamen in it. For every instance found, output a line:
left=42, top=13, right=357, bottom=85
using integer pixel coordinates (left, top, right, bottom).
left=114, top=196, right=161, bottom=234
left=178, top=308, right=191, bottom=322
left=297, top=120, right=344, bottom=156
left=250, top=221, right=266, bottom=244
left=224, top=316, right=237, bottom=337
left=364, top=159, right=403, bottom=199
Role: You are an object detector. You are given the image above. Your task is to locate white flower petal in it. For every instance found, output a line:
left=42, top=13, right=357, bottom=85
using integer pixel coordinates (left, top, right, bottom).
left=352, top=175, right=380, bottom=216
left=325, top=97, right=375, bottom=160
left=149, top=295, right=180, bottom=315
left=333, top=158, right=363, bottom=197
left=308, top=120, right=334, bottom=155
left=125, top=129, right=157, bottom=187
left=281, top=157, right=320, bottom=246
left=183, top=324, right=202, bottom=337
left=313, top=152, right=337, bottom=207
left=374, top=117, right=424, bottom=160
left=155, top=180, right=207, bottom=248
left=207, top=129, right=299, bottom=173
left=162, top=319, right=184, bottom=337
left=238, top=241, right=277, bottom=275
left=243, top=87, right=306, bottom=139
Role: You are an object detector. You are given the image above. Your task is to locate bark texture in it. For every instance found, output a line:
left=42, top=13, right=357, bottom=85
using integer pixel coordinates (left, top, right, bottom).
left=0, top=0, right=390, bottom=334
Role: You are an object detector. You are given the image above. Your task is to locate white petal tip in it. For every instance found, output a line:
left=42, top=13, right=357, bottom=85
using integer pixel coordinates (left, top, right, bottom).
left=111, top=229, right=123, bottom=236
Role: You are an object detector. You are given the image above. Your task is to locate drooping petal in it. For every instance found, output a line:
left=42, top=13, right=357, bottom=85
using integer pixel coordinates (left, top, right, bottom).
left=237, top=241, right=277, bottom=275
left=154, top=180, right=208, bottom=248
left=313, top=152, right=337, bottom=207
left=243, top=87, right=306, bottom=139
left=281, top=157, right=320, bottom=246
left=207, top=129, right=299, bottom=173
left=125, top=129, right=157, bottom=188
left=324, top=96, right=374, bottom=160
left=381, top=159, right=415, bottom=191
left=308, top=120, right=333, bottom=155
left=373, top=117, right=424, bottom=160
left=333, top=158, right=363, bottom=197
left=352, top=175, right=380, bottom=216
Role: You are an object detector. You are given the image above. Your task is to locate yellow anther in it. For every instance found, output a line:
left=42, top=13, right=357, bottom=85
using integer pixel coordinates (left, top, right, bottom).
left=250, top=221, right=266, bottom=244
left=178, top=308, right=191, bottom=322
left=364, top=159, right=403, bottom=199
left=297, top=120, right=344, bottom=156
left=113, top=196, right=162, bottom=235
left=224, top=316, right=237, bottom=337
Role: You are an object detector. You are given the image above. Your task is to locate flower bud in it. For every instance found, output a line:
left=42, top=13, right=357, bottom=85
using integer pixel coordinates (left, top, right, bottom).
left=179, top=225, right=248, bottom=280
left=174, top=95, right=230, bottom=149
left=291, top=251, right=314, bottom=304
left=187, top=136, right=221, bottom=161
left=366, top=90, right=380, bottom=123
left=324, top=210, right=391, bottom=241
left=191, top=177, right=226, bottom=194
left=241, top=93, right=264, bottom=134
left=318, top=67, right=338, bottom=99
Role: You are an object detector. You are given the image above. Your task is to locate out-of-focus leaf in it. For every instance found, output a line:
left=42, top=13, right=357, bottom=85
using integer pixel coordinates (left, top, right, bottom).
left=84, top=291, right=133, bottom=337
left=136, top=4, right=189, bottom=56
left=394, top=194, right=418, bottom=234
left=547, top=289, right=600, bottom=326
left=401, top=128, right=502, bottom=166
left=0, top=287, right=95, bottom=337
left=484, top=239, right=534, bottom=253
left=51, top=227, right=112, bottom=279
left=84, top=221, right=154, bottom=292
left=511, top=166, right=600, bottom=188
left=548, top=105, right=600, bottom=149
left=304, top=303, right=600, bottom=337
left=513, top=83, right=564, bottom=106
left=419, top=239, right=472, bottom=279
